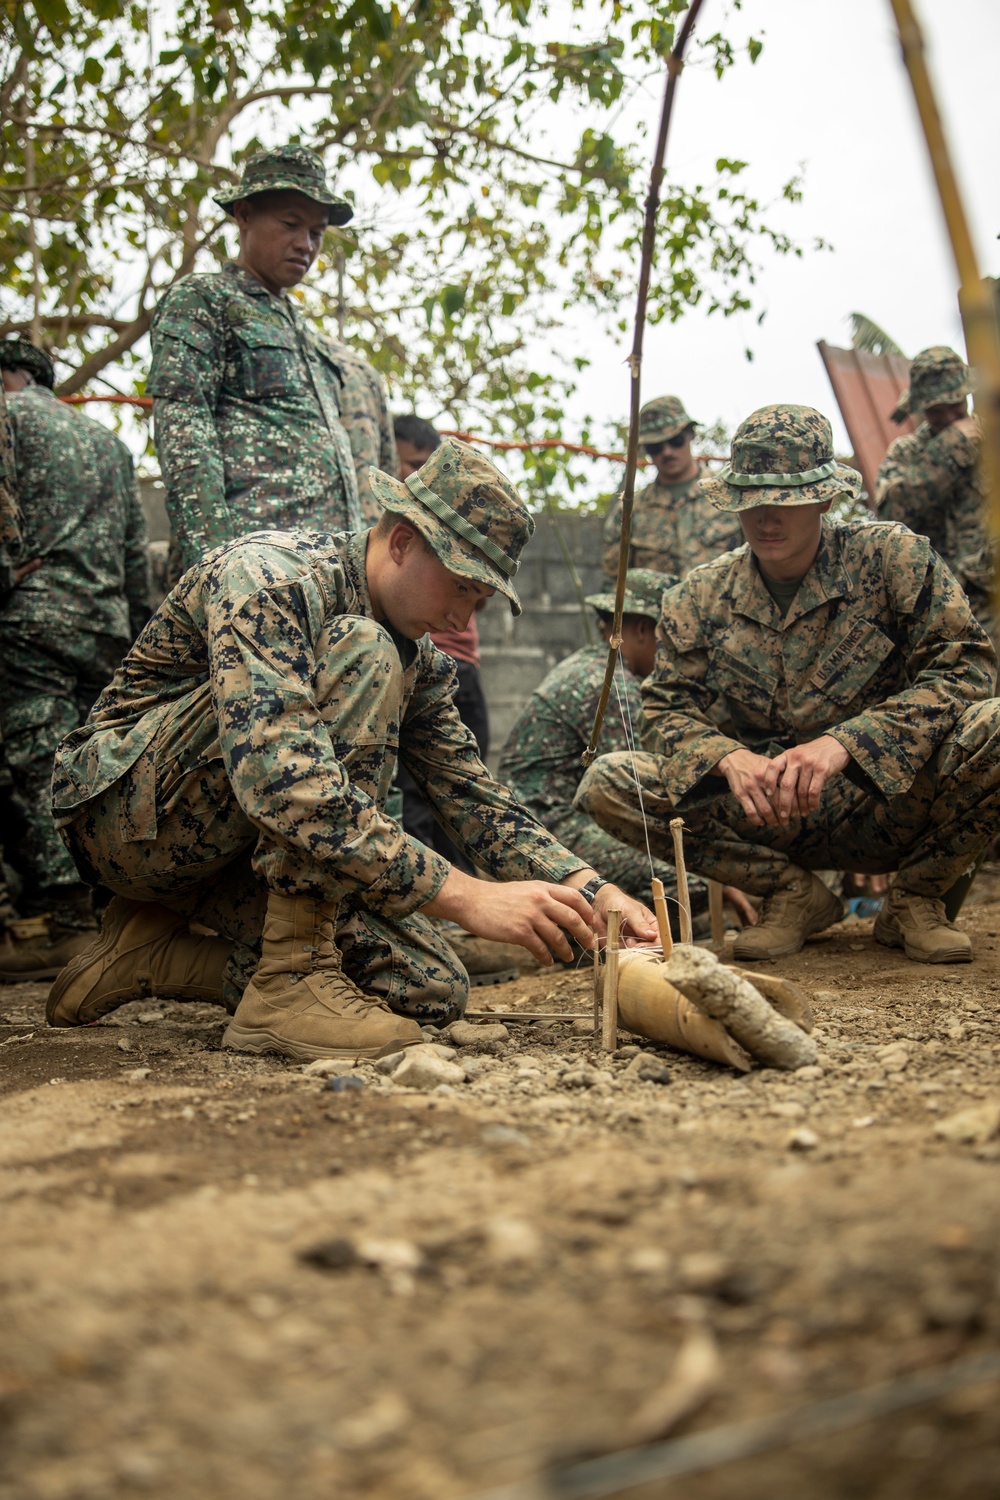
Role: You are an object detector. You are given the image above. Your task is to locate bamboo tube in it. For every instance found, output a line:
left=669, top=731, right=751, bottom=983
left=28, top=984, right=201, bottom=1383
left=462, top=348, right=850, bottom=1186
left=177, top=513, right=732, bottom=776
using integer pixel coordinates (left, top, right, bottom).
left=616, top=950, right=751, bottom=1072
left=669, top=818, right=693, bottom=943
left=602, top=909, right=622, bottom=1052
left=708, top=880, right=725, bottom=943
left=651, top=876, right=674, bottom=957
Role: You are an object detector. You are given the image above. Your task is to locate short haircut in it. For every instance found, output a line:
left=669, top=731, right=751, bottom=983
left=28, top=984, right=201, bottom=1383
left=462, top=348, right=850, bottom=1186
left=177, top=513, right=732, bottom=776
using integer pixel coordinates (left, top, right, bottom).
left=393, top=413, right=441, bottom=452
left=373, top=508, right=435, bottom=551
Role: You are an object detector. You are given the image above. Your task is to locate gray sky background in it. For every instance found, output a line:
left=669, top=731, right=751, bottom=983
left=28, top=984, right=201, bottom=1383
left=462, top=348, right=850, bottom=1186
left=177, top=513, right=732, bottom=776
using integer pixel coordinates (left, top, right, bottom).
left=563, top=0, right=1000, bottom=455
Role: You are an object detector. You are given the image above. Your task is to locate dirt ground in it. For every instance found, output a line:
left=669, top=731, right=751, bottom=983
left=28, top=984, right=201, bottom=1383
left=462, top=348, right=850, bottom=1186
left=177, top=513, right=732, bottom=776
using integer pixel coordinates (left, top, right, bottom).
left=1, top=874, right=999, bottom=1500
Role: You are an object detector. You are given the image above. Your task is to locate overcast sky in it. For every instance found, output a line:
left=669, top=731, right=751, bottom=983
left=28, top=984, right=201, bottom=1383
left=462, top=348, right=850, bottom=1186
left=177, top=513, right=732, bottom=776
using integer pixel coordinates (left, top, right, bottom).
left=565, top=0, right=1000, bottom=454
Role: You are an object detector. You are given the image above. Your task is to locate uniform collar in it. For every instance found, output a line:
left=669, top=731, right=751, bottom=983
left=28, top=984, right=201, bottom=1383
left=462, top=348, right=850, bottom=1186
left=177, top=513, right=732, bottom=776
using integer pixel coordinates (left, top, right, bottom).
left=223, top=260, right=288, bottom=304
left=342, top=528, right=418, bottom=668
left=730, top=519, right=853, bottom=628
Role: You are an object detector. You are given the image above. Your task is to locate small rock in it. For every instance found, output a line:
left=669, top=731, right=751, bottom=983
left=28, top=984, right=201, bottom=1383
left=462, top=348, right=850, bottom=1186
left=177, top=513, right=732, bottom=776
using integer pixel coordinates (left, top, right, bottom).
left=768, top=1101, right=806, bottom=1120
left=679, top=1250, right=730, bottom=1292
left=787, top=1127, right=820, bottom=1151
left=116, top=1037, right=134, bottom=1053
left=623, top=1246, right=671, bottom=1276
left=613, top=1045, right=641, bottom=1059
left=449, top=1021, right=509, bottom=1047
left=560, top=1068, right=596, bottom=1089
left=795, top=1065, right=825, bottom=1081
left=302, top=1058, right=356, bottom=1077
left=570, top=1019, right=593, bottom=1036
left=812, top=991, right=841, bottom=1005
left=128, top=1067, right=152, bottom=1082
left=299, top=1237, right=360, bottom=1271
left=374, top=1051, right=406, bottom=1075
left=392, top=1050, right=466, bottom=1091
left=137, top=1010, right=163, bottom=1025
left=934, top=1101, right=1000, bottom=1145
left=625, top=1054, right=672, bottom=1085
left=325, top=1074, right=365, bottom=1094
left=480, top=1125, right=531, bottom=1148
left=485, top=1216, right=541, bottom=1265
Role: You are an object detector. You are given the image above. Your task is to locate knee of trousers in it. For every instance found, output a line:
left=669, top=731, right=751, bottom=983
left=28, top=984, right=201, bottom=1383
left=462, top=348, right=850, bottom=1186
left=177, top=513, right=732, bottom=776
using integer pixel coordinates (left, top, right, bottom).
left=575, top=751, right=651, bottom=826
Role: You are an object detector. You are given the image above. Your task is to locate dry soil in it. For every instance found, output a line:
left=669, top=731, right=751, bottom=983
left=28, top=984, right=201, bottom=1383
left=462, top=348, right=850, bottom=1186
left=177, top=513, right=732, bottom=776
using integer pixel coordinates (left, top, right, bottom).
left=1, top=874, right=999, bottom=1500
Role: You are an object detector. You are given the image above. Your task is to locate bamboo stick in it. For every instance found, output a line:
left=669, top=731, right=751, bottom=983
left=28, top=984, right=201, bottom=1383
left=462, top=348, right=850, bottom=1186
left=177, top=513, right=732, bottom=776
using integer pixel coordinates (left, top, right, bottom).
left=669, top=818, right=693, bottom=944
left=602, top=909, right=622, bottom=1052
left=708, top=880, right=725, bottom=943
left=650, top=876, right=674, bottom=957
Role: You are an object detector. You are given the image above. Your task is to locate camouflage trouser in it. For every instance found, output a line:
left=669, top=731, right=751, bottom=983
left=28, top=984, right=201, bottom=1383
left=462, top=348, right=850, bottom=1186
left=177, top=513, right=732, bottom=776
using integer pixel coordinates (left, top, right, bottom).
left=576, top=700, right=1000, bottom=897
left=64, top=617, right=467, bottom=1023
left=0, top=626, right=126, bottom=923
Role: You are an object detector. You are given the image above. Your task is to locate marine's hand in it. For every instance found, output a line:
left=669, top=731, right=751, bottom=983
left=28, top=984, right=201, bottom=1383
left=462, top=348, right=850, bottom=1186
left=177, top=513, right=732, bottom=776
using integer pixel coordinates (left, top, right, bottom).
left=762, top=735, right=850, bottom=822
left=723, top=885, right=757, bottom=926
left=589, top=883, right=658, bottom=947
left=716, top=748, right=779, bottom=827
left=424, top=868, right=595, bottom=966
left=952, top=414, right=980, bottom=442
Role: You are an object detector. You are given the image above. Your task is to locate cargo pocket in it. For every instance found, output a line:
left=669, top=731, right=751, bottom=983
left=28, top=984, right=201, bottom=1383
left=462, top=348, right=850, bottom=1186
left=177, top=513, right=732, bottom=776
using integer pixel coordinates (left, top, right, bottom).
left=232, top=322, right=305, bottom=400
left=810, top=621, right=897, bottom=711
left=147, top=317, right=217, bottom=398
left=712, top=648, right=779, bottom=723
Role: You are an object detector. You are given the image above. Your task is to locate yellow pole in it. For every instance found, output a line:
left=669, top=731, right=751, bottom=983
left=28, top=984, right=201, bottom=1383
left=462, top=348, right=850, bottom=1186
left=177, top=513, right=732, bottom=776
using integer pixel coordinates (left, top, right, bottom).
left=888, top=0, right=1000, bottom=581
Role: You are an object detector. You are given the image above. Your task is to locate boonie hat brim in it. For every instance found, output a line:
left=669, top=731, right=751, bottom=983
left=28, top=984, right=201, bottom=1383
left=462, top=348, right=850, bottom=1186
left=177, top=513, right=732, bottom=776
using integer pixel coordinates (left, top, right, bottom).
left=702, top=461, right=862, bottom=513
left=584, top=589, right=659, bottom=619
left=214, top=179, right=353, bottom=225
left=367, top=469, right=523, bottom=616
left=641, top=415, right=698, bottom=444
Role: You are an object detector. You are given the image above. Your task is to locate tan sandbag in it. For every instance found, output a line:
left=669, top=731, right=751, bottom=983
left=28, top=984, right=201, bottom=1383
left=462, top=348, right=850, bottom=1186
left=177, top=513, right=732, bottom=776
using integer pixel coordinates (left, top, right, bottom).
left=665, top=944, right=818, bottom=1071
left=616, top=950, right=752, bottom=1072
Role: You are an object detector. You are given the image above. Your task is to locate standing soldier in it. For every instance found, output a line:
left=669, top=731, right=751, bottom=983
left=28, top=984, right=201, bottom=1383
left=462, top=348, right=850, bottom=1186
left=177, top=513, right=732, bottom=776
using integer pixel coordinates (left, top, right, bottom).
left=148, top=145, right=364, bottom=575
left=0, top=337, right=150, bottom=977
left=602, top=395, right=742, bottom=579
left=320, top=337, right=397, bottom=525
left=876, top=345, right=995, bottom=648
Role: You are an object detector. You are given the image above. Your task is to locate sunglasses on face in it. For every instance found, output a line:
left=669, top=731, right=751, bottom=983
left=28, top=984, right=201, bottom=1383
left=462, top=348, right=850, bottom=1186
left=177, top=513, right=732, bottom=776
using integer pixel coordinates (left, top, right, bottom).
left=644, top=432, right=689, bottom=456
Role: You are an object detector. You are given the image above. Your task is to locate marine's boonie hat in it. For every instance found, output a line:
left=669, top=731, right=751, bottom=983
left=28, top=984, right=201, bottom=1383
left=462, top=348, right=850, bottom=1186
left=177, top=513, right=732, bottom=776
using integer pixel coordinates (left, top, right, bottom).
left=585, top=567, right=677, bottom=621
left=367, top=437, right=533, bottom=616
left=639, top=395, right=698, bottom=444
left=891, top=345, right=972, bottom=424
left=703, top=404, right=861, bottom=512
left=215, top=144, right=353, bottom=225
left=0, top=336, right=55, bottom=389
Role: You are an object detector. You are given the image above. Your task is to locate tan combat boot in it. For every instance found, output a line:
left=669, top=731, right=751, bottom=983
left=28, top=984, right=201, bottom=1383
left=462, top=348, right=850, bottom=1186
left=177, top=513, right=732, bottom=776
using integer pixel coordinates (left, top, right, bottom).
left=0, top=916, right=97, bottom=983
left=223, top=893, right=423, bottom=1061
left=46, top=897, right=233, bottom=1026
left=732, top=865, right=843, bottom=961
left=873, top=885, right=972, bottom=964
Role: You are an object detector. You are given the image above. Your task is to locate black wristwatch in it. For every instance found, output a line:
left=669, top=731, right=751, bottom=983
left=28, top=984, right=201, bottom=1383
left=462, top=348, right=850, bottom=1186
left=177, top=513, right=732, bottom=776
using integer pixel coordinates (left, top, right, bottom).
left=578, top=875, right=611, bottom=905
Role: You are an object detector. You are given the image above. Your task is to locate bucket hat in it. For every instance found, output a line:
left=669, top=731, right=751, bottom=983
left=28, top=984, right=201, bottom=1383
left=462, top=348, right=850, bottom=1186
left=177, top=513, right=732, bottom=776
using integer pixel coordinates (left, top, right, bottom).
left=891, top=346, right=972, bottom=423
left=585, top=567, right=677, bottom=621
left=0, top=337, right=55, bottom=388
left=639, top=395, right=698, bottom=445
left=215, top=145, right=353, bottom=225
left=367, top=438, right=533, bottom=615
left=703, top=404, right=861, bottom=512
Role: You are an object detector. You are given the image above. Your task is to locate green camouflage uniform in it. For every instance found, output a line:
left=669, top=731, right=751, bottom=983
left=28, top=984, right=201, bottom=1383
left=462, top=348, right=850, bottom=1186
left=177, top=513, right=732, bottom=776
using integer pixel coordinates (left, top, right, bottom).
left=53, top=446, right=588, bottom=1022
left=320, top=337, right=397, bottom=525
left=579, top=405, right=1000, bottom=899
left=601, top=395, right=742, bottom=578
left=875, top=348, right=993, bottom=645
left=0, top=370, right=149, bottom=923
left=498, top=569, right=685, bottom=906
left=149, top=145, right=364, bottom=575
left=0, top=384, right=20, bottom=927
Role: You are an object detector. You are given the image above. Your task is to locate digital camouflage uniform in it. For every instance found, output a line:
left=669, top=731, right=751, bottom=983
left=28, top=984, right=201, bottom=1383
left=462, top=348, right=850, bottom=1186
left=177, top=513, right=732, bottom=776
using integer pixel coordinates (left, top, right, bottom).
left=0, top=383, right=21, bottom=928
left=875, top=347, right=995, bottom=648
left=602, top=395, right=742, bottom=578
left=320, top=337, right=397, bottom=525
left=148, top=147, right=363, bottom=575
left=0, top=350, right=149, bottom=925
left=53, top=509, right=586, bottom=1024
left=579, top=406, right=1000, bottom=902
left=498, top=569, right=687, bottom=909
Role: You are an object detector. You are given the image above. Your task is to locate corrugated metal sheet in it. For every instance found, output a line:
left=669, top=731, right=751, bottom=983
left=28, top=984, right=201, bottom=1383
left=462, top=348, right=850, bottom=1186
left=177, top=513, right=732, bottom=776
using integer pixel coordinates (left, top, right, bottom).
left=817, top=341, right=917, bottom=505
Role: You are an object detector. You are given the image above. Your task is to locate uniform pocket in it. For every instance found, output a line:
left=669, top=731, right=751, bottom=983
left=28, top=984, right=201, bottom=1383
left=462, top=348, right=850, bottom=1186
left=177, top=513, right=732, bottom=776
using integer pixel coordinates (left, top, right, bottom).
left=712, top=647, right=779, bottom=720
left=809, top=620, right=897, bottom=707
left=232, top=323, right=304, bottom=400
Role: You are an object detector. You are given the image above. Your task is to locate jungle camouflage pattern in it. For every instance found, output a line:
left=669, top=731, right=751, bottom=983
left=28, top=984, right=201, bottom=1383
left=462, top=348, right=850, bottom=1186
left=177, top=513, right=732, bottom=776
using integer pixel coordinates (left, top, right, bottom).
left=0, top=383, right=20, bottom=594
left=602, top=472, right=743, bottom=579
left=148, top=263, right=362, bottom=572
left=214, top=144, right=352, bottom=223
left=891, top=345, right=972, bottom=422
left=319, top=336, right=397, bottom=524
left=875, top=420, right=994, bottom=641
left=53, top=529, right=584, bottom=945
left=703, top=404, right=862, bottom=513
left=496, top=644, right=680, bottom=903
left=0, top=387, right=149, bottom=638
left=577, top=519, right=1000, bottom=897
left=638, top=394, right=696, bottom=443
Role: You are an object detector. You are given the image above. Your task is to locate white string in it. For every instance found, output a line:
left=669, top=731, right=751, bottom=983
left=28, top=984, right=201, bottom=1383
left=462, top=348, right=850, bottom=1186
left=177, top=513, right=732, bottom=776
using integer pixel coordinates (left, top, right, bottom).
left=611, top=651, right=656, bottom=882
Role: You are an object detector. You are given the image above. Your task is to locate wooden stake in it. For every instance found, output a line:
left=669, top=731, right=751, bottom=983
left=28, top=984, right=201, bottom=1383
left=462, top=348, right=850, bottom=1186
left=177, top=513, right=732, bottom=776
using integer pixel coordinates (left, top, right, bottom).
left=651, top=876, right=674, bottom=957
left=593, top=945, right=602, bottom=1037
left=708, top=880, right=725, bottom=943
left=602, top=908, right=622, bottom=1052
left=669, top=818, right=693, bottom=944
